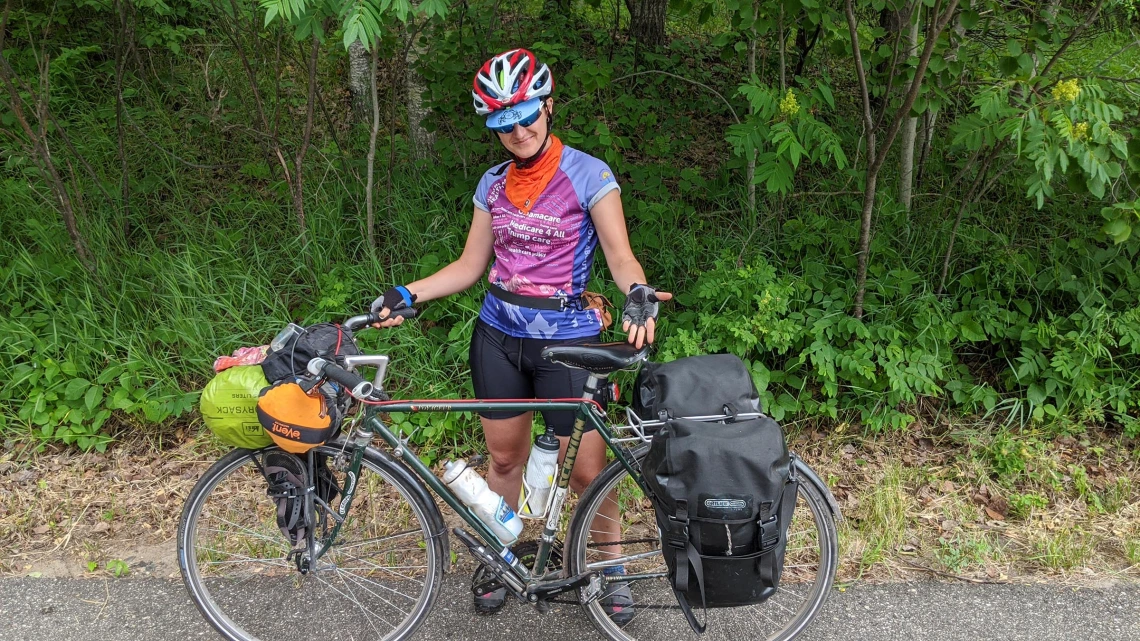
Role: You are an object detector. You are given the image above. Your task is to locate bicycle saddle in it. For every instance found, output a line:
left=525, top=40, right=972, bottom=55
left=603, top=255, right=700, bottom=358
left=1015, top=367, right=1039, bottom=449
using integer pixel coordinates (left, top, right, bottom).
left=541, top=342, right=648, bottom=374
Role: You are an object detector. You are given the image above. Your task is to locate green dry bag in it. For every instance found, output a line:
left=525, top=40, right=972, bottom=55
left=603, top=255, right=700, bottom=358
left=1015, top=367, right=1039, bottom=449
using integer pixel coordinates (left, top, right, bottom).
left=201, top=365, right=273, bottom=449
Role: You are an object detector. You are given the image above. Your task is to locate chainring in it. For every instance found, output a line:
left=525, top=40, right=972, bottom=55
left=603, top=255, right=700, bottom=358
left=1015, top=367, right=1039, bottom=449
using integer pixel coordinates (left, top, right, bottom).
left=471, top=539, right=563, bottom=597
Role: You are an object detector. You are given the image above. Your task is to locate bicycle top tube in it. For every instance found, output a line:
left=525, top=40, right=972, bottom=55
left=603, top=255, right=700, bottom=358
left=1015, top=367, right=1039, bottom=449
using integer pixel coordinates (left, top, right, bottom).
left=330, top=312, right=648, bottom=411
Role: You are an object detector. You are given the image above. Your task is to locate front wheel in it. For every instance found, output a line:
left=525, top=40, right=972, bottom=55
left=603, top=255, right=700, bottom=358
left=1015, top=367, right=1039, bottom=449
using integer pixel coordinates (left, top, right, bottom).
left=565, top=445, right=839, bottom=641
left=177, top=443, right=443, bottom=641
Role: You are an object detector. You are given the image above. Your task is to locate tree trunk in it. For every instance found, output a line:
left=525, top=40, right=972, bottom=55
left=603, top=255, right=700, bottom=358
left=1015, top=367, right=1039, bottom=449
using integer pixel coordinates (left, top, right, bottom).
left=918, top=11, right=963, bottom=188
left=853, top=170, right=878, bottom=315
left=898, top=9, right=920, bottom=212
left=366, top=38, right=380, bottom=248
left=777, top=4, right=786, bottom=91
left=938, top=145, right=1002, bottom=293
left=404, top=20, right=435, bottom=161
left=291, top=35, right=321, bottom=242
left=846, top=0, right=960, bottom=317
left=541, top=0, right=570, bottom=18
left=625, top=0, right=667, bottom=48
left=113, top=0, right=133, bottom=232
left=347, top=39, right=371, bottom=119
left=222, top=0, right=301, bottom=237
left=746, top=0, right=758, bottom=222
left=0, top=40, right=93, bottom=270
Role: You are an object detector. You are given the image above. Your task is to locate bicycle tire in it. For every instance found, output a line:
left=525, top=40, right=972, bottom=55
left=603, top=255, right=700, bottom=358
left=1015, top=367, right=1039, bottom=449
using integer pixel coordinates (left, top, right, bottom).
left=565, top=445, right=839, bottom=641
left=178, top=443, right=443, bottom=641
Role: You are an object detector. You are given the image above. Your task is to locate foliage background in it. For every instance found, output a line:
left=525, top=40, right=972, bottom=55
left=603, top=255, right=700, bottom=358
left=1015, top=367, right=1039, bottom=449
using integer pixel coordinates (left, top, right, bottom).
left=2, top=0, right=1139, bottom=472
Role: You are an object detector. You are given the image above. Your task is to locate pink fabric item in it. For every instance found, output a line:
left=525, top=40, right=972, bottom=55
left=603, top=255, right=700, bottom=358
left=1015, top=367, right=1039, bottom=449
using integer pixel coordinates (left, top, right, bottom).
left=213, top=346, right=269, bottom=372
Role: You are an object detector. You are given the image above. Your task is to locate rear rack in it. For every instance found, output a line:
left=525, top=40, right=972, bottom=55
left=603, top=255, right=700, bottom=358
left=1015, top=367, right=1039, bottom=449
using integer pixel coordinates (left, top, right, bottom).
left=611, top=408, right=766, bottom=444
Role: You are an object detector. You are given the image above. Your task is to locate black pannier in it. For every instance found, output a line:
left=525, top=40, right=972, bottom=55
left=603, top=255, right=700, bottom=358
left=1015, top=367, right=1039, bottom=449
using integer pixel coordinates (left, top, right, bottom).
left=631, top=354, right=760, bottom=421
left=642, top=414, right=796, bottom=633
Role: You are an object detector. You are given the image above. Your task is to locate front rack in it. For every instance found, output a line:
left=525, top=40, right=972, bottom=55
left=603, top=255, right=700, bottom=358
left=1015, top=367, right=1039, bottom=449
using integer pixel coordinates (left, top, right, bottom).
left=611, top=408, right=767, bottom=444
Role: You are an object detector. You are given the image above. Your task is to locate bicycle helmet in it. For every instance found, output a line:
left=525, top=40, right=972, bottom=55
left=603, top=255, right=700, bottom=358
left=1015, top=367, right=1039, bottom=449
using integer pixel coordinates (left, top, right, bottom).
left=472, top=48, right=553, bottom=118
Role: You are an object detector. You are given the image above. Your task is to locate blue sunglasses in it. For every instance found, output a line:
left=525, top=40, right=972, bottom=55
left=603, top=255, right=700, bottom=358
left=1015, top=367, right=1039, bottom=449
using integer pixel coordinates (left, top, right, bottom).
left=487, top=103, right=544, bottom=134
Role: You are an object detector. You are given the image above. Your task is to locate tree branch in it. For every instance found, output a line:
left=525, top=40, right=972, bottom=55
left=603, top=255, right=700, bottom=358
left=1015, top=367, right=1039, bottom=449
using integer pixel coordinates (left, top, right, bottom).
left=845, top=0, right=876, bottom=160
left=1037, top=0, right=1108, bottom=81
left=872, top=0, right=960, bottom=173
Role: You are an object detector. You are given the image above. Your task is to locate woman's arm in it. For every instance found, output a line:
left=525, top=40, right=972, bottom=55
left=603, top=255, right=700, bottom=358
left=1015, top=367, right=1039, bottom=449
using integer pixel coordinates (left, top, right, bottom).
left=405, top=208, right=495, bottom=301
left=374, top=208, right=494, bottom=326
left=590, top=190, right=646, bottom=295
left=591, top=190, right=672, bottom=347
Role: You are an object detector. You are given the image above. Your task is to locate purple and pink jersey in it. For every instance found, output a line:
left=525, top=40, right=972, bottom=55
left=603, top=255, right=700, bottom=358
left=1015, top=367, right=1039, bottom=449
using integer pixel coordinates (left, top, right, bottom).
left=473, top=146, right=620, bottom=339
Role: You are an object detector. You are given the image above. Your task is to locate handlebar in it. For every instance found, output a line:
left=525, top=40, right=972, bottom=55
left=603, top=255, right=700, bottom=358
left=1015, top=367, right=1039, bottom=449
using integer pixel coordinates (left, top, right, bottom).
left=307, top=357, right=377, bottom=400
left=343, top=307, right=418, bottom=332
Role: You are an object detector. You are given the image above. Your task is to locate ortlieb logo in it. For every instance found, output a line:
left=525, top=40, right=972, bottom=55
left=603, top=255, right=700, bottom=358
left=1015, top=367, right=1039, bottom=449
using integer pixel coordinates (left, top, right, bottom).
left=271, top=422, right=300, bottom=440
left=704, top=498, right=747, bottom=510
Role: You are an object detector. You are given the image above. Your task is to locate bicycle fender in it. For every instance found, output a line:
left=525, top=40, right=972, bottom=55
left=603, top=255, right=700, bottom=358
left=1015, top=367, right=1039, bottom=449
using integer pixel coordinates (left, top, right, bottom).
left=793, top=455, right=842, bottom=522
left=366, top=446, right=453, bottom=573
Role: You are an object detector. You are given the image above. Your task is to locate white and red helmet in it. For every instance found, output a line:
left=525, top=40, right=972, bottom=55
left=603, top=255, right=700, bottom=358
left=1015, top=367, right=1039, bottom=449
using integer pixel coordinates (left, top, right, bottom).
left=472, top=48, right=553, bottom=116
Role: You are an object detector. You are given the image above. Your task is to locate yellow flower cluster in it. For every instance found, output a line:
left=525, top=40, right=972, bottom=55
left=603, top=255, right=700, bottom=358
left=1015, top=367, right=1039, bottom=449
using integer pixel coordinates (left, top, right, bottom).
left=779, top=89, right=800, bottom=118
left=1052, top=78, right=1080, bottom=103
left=1073, top=121, right=1090, bottom=141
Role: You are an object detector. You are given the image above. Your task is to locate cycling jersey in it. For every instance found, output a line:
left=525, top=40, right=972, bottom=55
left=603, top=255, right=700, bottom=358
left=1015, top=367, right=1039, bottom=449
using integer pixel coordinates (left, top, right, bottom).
left=473, top=145, right=620, bottom=339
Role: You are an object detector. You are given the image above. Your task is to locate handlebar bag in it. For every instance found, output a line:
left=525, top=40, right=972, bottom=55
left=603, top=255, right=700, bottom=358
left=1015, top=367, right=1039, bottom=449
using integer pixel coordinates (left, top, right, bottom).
left=641, top=415, right=796, bottom=633
left=631, top=354, right=760, bottom=422
left=261, top=323, right=362, bottom=384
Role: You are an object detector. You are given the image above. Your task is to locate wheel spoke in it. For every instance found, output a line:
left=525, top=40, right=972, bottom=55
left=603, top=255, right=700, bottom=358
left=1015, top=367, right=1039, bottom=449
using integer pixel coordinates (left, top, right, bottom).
left=568, top=447, right=838, bottom=641
left=181, top=447, right=439, bottom=641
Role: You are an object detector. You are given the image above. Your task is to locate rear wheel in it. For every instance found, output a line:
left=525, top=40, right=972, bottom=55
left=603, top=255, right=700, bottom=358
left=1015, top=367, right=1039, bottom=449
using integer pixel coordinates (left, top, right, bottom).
left=565, top=445, right=838, bottom=641
left=178, top=443, right=442, bottom=641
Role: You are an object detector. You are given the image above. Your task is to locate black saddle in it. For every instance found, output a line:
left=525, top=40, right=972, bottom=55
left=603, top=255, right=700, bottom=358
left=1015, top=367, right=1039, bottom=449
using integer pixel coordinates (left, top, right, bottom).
left=541, top=342, right=648, bottom=375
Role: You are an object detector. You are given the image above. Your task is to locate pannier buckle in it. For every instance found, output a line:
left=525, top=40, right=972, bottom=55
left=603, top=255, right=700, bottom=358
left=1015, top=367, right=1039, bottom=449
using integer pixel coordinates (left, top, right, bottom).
left=758, top=515, right=779, bottom=552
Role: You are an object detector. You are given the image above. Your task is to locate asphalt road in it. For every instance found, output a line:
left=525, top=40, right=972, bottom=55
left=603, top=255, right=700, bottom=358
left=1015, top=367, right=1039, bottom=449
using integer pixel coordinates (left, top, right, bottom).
left=1, top=574, right=1136, bottom=641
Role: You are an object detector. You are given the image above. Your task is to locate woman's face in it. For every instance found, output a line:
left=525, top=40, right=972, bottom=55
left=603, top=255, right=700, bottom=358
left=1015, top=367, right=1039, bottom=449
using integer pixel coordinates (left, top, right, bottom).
left=496, top=100, right=551, bottom=158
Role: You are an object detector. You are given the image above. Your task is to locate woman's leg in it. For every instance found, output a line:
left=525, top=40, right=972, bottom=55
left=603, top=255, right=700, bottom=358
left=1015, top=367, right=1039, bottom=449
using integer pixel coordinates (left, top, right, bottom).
left=558, top=429, right=620, bottom=551
left=470, top=321, right=534, bottom=510
left=481, top=412, right=533, bottom=511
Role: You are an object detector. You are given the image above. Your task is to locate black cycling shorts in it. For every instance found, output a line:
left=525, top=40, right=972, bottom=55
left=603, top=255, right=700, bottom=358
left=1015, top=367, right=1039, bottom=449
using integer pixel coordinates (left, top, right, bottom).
left=469, top=320, right=605, bottom=436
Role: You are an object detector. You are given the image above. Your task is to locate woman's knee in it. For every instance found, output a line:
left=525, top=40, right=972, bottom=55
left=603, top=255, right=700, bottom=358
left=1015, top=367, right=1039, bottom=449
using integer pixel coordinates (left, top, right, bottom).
left=570, top=465, right=600, bottom=494
left=490, top=452, right=527, bottom=477
left=482, top=413, right=532, bottom=476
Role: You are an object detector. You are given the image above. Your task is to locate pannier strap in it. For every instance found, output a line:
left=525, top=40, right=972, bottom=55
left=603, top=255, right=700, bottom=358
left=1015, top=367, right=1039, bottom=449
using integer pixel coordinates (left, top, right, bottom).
left=668, top=501, right=708, bottom=634
left=758, top=479, right=799, bottom=586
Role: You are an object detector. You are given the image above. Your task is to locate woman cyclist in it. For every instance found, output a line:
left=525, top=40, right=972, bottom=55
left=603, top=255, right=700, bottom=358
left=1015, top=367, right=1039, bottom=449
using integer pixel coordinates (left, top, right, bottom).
left=371, top=48, right=670, bottom=619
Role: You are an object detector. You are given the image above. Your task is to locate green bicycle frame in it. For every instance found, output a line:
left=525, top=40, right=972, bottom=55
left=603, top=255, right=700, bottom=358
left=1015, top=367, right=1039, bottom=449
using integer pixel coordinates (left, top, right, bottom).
left=357, top=379, right=646, bottom=586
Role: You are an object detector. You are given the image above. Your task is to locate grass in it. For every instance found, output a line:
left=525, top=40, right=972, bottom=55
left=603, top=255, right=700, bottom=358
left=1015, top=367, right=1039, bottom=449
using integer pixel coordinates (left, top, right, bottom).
left=842, top=462, right=909, bottom=572
left=1028, top=525, right=1097, bottom=571
left=5, top=420, right=1137, bottom=584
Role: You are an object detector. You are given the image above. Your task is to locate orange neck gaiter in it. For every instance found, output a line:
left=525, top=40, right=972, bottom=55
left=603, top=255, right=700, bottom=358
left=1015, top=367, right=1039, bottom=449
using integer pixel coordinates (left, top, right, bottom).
left=505, top=135, right=563, bottom=213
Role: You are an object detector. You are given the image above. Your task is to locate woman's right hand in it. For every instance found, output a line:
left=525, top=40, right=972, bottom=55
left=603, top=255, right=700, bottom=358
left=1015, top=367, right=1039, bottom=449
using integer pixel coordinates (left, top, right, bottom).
left=370, top=286, right=417, bottom=328
left=622, top=283, right=672, bottom=348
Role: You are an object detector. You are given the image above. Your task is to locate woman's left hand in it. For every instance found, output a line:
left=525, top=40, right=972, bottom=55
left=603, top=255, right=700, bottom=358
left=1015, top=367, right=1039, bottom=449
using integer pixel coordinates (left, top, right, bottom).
left=622, top=284, right=672, bottom=349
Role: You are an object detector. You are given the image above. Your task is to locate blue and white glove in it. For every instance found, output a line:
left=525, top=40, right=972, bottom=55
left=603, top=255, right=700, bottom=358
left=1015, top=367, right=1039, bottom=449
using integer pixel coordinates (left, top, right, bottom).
left=370, top=286, right=416, bottom=320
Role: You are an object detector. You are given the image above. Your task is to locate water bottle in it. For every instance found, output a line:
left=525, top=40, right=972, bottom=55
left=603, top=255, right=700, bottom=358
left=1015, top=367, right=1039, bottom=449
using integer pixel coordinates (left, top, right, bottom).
left=442, top=459, right=524, bottom=545
left=518, top=431, right=560, bottom=518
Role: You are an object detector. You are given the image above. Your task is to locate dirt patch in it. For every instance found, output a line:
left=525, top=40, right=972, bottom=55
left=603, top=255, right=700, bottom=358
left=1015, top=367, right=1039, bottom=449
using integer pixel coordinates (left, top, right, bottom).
left=0, top=437, right=220, bottom=578
left=3, top=423, right=1138, bottom=585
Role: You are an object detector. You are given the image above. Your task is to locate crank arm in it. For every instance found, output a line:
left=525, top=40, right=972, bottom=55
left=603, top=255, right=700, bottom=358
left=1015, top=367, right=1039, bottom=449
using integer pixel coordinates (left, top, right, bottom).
left=527, top=570, right=598, bottom=601
left=453, top=528, right=527, bottom=595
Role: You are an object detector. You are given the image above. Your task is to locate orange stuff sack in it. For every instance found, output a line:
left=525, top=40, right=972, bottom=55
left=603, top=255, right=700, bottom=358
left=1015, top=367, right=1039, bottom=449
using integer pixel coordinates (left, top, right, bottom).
left=256, top=381, right=338, bottom=454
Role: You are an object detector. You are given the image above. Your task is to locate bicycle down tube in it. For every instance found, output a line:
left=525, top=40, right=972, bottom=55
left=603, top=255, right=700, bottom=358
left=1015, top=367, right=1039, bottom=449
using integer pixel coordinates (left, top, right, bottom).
left=363, top=380, right=643, bottom=585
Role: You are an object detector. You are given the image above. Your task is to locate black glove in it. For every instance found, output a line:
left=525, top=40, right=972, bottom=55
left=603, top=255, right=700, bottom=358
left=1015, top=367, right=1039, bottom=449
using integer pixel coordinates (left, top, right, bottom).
left=622, top=283, right=660, bottom=328
left=370, top=286, right=416, bottom=319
